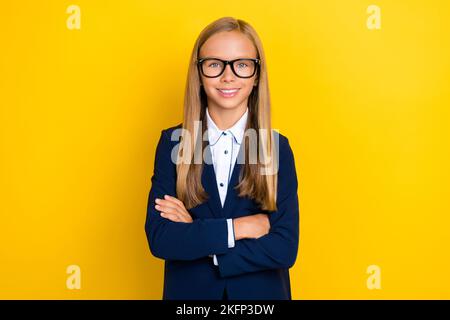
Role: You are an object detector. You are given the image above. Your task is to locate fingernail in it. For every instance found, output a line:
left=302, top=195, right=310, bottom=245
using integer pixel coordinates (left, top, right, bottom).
left=164, top=195, right=169, bottom=199
left=155, top=204, right=160, bottom=209
left=155, top=199, right=160, bottom=203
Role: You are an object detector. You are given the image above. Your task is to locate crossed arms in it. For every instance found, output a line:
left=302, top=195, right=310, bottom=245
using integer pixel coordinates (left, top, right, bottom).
left=144, top=129, right=299, bottom=278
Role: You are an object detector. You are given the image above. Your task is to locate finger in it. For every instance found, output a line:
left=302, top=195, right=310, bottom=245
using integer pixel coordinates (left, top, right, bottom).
left=155, top=199, right=183, bottom=214
left=161, top=196, right=188, bottom=214
left=164, top=195, right=185, bottom=208
left=157, top=198, right=189, bottom=216
left=160, top=212, right=181, bottom=222
left=155, top=204, right=182, bottom=216
left=160, top=209, right=191, bottom=223
left=157, top=204, right=191, bottom=222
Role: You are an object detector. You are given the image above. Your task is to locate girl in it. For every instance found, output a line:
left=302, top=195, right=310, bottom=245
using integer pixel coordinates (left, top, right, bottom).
left=145, top=16, right=299, bottom=300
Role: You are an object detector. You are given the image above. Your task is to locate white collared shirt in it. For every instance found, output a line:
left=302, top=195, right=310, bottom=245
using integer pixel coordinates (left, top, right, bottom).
left=206, top=106, right=248, bottom=266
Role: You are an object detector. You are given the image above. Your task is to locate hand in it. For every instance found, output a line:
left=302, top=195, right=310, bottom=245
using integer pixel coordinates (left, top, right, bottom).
left=233, top=213, right=270, bottom=240
left=155, top=195, right=193, bottom=223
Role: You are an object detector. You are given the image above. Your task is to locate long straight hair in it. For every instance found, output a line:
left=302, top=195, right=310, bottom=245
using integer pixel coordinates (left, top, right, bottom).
left=176, top=16, right=278, bottom=211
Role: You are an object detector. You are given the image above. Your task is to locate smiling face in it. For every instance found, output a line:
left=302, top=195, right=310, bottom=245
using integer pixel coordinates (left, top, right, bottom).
left=198, top=30, right=259, bottom=112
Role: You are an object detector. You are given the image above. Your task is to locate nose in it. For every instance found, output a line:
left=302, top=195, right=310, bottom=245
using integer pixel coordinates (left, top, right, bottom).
left=220, top=63, right=236, bottom=82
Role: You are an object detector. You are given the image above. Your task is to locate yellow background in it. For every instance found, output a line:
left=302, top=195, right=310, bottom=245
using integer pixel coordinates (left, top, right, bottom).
left=1, top=0, right=449, bottom=299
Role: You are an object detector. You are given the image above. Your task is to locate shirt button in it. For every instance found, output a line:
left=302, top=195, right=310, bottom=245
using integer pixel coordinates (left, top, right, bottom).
left=224, top=150, right=228, bottom=154
left=219, top=182, right=224, bottom=187
left=223, top=132, right=227, bottom=136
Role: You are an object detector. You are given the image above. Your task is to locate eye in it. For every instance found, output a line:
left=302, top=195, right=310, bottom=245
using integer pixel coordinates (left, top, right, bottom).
left=207, top=62, right=220, bottom=68
left=237, top=62, right=248, bottom=69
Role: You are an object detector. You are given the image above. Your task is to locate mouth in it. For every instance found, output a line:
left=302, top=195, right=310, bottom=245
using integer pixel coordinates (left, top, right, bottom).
left=216, top=88, right=240, bottom=98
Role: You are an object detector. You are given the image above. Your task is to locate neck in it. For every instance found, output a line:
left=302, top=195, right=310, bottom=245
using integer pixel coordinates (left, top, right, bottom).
left=207, top=104, right=247, bottom=130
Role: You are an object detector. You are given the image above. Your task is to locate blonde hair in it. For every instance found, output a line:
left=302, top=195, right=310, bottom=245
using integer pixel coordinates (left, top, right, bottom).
left=176, top=16, right=278, bottom=211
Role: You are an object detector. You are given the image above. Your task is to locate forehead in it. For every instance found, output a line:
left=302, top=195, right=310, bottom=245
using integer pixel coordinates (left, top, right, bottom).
left=199, top=30, right=257, bottom=59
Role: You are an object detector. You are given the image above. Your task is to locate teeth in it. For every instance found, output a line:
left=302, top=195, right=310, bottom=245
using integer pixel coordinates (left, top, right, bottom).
left=219, top=89, right=239, bottom=93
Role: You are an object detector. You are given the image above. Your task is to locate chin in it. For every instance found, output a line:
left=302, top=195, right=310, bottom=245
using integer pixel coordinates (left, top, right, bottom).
left=213, top=95, right=246, bottom=108
left=214, top=101, right=243, bottom=110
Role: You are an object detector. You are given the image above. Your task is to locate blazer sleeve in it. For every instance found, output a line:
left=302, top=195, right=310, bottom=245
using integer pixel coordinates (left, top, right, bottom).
left=145, top=129, right=230, bottom=261
left=215, top=136, right=300, bottom=277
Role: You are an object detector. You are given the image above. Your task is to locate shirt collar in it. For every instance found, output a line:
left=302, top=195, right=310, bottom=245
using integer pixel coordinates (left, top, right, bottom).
left=206, top=107, right=248, bottom=146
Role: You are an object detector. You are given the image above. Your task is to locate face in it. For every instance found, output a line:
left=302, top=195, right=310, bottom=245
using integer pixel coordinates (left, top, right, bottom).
left=198, top=30, right=259, bottom=112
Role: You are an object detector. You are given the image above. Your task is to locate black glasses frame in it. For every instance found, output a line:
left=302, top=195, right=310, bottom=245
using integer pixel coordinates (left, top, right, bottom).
left=197, top=58, right=260, bottom=78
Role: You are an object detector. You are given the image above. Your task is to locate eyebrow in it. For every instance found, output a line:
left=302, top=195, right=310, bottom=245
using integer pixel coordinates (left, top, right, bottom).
left=199, top=56, right=258, bottom=60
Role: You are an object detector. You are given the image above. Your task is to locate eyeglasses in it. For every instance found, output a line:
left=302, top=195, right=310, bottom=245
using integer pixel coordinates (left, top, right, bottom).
left=197, top=58, right=260, bottom=78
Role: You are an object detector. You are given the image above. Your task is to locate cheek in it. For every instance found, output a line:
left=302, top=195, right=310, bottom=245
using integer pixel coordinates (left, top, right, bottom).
left=238, top=83, right=256, bottom=98
left=202, top=80, right=219, bottom=95
left=202, top=76, right=219, bottom=87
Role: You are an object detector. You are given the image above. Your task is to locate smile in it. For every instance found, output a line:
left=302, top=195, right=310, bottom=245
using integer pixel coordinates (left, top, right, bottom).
left=217, top=88, right=240, bottom=98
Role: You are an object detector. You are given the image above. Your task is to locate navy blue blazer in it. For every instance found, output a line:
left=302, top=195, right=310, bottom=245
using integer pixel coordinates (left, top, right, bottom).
left=145, top=123, right=299, bottom=300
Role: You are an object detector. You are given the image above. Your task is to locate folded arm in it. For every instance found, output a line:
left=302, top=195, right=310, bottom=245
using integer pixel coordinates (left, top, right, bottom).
left=144, top=129, right=230, bottom=261
left=214, top=137, right=300, bottom=277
